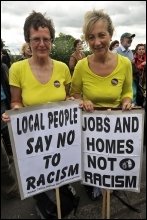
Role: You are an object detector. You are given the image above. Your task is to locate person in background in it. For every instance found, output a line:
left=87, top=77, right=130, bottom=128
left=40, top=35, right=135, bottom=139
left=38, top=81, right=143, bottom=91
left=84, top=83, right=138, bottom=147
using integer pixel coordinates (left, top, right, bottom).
left=134, top=43, right=146, bottom=87
left=113, top=32, right=135, bottom=61
left=1, top=138, right=19, bottom=199
left=109, top=40, right=119, bottom=51
left=113, top=32, right=137, bottom=104
left=2, top=11, right=79, bottom=218
left=1, top=48, right=11, bottom=68
left=1, top=40, right=13, bottom=157
left=133, top=43, right=146, bottom=108
left=69, top=39, right=85, bottom=75
left=1, top=39, right=19, bottom=199
left=19, top=42, right=32, bottom=60
left=70, top=9, right=133, bottom=200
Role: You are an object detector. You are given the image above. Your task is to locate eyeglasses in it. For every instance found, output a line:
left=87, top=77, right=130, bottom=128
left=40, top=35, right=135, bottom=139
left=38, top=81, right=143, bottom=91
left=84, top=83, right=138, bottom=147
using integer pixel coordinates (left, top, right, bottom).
left=30, top=37, right=52, bottom=44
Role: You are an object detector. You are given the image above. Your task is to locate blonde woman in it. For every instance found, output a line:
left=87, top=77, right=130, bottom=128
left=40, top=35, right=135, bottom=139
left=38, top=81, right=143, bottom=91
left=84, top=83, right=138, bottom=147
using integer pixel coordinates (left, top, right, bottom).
left=19, top=42, right=32, bottom=60
left=70, top=9, right=133, bottom=200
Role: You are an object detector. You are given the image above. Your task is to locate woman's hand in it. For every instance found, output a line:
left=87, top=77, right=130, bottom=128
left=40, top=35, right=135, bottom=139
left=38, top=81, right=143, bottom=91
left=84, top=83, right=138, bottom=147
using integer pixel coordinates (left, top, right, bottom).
left=79, top=100, right=94, bottom=112
left=2, top=105, right=22, bottom=123
left=2, top=112, right=10, bottom=122
left=121, top=97, right=134, bottom=111
left=66, top=96, right=75, bottom=101
left=141, top=61, right=146, bottom=66
left=122, top=102, right=134, bottom=111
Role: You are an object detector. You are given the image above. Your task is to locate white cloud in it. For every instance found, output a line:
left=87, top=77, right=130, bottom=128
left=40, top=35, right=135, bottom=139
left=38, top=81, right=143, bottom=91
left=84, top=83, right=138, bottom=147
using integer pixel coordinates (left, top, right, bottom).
left=1, top=1, right=146, bottom=54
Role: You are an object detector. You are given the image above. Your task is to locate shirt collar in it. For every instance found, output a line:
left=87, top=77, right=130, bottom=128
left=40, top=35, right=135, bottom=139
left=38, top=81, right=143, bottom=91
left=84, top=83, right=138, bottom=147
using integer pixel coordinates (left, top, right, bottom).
left=120, top=44, right=130, bottom=52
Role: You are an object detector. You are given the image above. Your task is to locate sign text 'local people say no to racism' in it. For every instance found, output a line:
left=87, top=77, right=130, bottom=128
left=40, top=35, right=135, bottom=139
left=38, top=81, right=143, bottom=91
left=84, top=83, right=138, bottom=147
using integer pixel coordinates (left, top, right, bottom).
left=7, top=101, right=82, bottom=199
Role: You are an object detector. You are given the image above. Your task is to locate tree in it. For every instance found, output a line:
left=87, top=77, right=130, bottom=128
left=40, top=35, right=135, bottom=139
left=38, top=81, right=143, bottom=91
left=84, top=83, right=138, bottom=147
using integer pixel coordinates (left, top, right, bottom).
left=51, top=33, right=76, bottom=65
left=1, top=39, right=5, bottom=49
left=1, top=39, right=13, bottom=67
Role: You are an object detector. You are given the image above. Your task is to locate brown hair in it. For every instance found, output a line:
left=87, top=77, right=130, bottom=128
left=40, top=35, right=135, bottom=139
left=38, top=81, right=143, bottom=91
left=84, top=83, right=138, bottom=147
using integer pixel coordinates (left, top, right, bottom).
left=73, top=39, right=82, bottom=49
left=24, top=11, right=55, bottom=43
left=109, top=40, right=119, bottom=50
left=135, top=43, right=145, bottom=53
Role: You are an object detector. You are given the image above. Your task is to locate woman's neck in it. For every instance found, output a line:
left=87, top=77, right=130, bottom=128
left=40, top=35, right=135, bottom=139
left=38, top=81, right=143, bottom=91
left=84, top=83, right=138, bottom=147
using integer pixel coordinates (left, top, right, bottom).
left=29, top=56, right=51, bottom=66
left=92, top=51, right=113, bottom=64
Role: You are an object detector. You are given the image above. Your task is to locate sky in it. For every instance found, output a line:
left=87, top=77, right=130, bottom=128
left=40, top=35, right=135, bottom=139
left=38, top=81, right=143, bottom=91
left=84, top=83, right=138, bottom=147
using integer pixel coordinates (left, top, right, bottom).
left=1, top=1, right=146, bottom=54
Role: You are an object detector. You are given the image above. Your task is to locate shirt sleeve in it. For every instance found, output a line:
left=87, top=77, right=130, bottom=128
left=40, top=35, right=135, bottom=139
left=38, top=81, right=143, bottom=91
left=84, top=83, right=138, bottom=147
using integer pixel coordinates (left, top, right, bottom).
left=64, top=64, right=72, bottom=85
left=9, top=62, right=21, bottom=88
left=121, top=60, right=133, bottom=100
left=70, top=62, right=83, bottom=96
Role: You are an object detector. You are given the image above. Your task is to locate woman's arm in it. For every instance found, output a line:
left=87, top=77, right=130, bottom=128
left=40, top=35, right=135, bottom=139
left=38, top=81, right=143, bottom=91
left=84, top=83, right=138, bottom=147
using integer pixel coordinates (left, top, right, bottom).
left=65, top=83, right=71, bottom=98
left=69, top=56, right=77, bottom=72
left=2, top=86, right=23, bottom=122
left=121, top=60, right=133, bottom=110
left=10, top=86, right=23, bottom=109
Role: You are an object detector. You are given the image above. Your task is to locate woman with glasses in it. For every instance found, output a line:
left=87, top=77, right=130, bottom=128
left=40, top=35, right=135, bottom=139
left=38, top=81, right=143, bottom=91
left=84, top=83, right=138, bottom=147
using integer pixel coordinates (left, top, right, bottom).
left=2, top=11, right=78, bottom=218
left=2, top=11, right=71, bottom=109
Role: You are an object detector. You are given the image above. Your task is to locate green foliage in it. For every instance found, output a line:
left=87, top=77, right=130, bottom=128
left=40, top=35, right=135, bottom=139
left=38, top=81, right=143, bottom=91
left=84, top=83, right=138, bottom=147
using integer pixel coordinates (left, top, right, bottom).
left=2, top=34, right=92, bottom=66
left=11, top=55, right=22, bottom=63
left=51, top=33, right=76, bottom=65
left=84, top=50, right=92, bottom=56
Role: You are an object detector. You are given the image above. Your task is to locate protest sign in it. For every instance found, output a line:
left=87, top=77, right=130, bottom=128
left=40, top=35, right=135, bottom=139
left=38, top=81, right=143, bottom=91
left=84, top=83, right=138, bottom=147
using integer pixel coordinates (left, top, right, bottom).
left=7, top=101, right=82, bottom=199
left=82, top=109, right=144, bottom=192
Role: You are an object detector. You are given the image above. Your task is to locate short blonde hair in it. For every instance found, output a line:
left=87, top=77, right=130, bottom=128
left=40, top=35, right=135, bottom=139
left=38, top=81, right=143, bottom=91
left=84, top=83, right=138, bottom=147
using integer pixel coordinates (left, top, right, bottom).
left=83, top=9, right=114, bottom=41
left=21, top=43, right=30, bottom=56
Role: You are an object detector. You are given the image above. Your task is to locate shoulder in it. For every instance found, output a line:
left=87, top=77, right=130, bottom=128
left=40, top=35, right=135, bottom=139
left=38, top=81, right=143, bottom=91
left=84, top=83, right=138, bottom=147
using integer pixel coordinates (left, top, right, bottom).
left=76, top=57, right=87, bottom=66
left=53, top=59, right=69, bottom=69
left=10, top=59, right=28, bottom=68
left=70, top=52, right=77, bottom=59
left=118, top=54, right=131, bottom=63
left=74, top=57, right=87, bottom=72
left=9, top=59, right=29, bottom=76
left=117, top=54, right=132, bottom=68
left=114, top=46, right=122, bottom=53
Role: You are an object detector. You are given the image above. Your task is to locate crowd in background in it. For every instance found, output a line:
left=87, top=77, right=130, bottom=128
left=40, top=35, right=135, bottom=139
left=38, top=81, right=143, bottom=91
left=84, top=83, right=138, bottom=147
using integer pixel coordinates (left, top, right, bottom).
left=2, top=36, right=146, bottom=108
left=1, top=9, right=146, bottom=219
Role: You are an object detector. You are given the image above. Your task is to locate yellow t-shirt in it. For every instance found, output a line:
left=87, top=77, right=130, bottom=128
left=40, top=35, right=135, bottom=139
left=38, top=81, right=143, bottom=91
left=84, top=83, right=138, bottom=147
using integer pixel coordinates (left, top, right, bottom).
left=9, top=59, right=71, bottom=106
left=70, top=54, right=133, bottom=107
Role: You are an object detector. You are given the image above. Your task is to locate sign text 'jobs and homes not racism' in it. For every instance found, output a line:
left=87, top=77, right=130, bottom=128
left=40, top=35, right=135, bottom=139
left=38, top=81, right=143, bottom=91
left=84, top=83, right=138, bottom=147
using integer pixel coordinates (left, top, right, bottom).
left=82, top=110, right=144, bottom=192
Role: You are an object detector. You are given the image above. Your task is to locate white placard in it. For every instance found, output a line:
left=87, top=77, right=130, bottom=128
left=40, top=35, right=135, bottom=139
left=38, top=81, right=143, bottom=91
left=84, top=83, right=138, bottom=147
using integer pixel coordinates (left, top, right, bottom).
left=7, top=101, right=82, bottom=199
left=82, top=109, right=144, bottom=192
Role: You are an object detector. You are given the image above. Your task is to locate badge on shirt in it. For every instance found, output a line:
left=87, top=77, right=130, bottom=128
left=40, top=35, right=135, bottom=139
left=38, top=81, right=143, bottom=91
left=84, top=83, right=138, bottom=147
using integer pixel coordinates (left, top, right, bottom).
left=54, top=80, right=60, bottom=88
left=111, top=78, right=118, bottom=86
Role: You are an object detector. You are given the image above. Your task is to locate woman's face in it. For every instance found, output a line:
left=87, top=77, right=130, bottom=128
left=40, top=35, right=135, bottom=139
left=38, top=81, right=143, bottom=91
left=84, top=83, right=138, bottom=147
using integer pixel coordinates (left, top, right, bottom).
left=29, top=27, right=52, bottom=59
left=87, top=20, right=111, bottom=56
left=137, top=46, right=145, bottom=56
left=113, top=43, right=119, bottom=49
left=76, top=42, right=83, bottom=51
